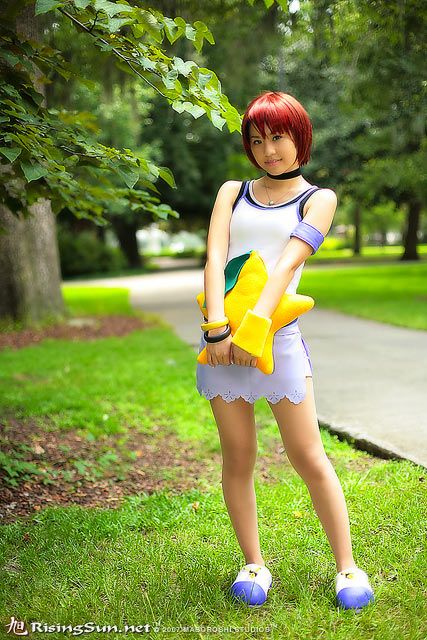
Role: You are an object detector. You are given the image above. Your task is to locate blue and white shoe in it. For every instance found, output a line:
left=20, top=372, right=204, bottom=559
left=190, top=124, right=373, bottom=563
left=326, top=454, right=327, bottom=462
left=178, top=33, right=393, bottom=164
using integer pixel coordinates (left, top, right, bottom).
left=230, top=563, right=273, bottom=607
left=335, top=566, right=375, bottom=610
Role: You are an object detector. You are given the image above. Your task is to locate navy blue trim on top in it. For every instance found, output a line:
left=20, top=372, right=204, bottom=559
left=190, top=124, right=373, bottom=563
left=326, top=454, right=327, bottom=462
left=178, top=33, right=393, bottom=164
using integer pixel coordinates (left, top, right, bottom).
left=298, top=187, right=321, bottom=221
left=245, top=180, right=319, bottom=211
left=231, top=181, right=247, bottom=212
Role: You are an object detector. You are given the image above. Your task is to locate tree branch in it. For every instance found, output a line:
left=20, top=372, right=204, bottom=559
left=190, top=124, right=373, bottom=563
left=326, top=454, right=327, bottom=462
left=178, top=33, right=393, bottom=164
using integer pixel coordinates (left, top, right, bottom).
left=58, top=8, right=169, bottom=99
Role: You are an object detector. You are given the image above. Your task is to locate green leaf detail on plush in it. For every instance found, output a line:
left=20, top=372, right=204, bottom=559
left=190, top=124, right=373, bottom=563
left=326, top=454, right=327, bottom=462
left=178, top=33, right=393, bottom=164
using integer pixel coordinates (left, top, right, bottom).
left=201, top=251, right=252, bottom=310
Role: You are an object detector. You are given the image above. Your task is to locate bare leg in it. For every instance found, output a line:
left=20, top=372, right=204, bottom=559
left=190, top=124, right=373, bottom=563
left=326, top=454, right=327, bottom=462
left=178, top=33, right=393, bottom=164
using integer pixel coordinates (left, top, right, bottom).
left=209, top=395, right=265, bottom=566
left=267, top=377, right=356, bottom=572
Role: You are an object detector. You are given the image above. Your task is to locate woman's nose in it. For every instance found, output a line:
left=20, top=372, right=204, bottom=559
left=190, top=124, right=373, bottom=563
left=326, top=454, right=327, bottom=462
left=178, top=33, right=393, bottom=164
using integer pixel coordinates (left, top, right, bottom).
left=264, top=140, right=275, bottom=154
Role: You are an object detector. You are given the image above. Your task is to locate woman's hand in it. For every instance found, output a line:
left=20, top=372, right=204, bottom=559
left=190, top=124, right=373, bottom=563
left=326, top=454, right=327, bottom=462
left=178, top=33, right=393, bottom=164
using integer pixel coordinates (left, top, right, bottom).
left=230, top=343, right=257, bottom=367
left=206, top=326, right=234, bottom=366
left=206, top=326, right=257, bottom=367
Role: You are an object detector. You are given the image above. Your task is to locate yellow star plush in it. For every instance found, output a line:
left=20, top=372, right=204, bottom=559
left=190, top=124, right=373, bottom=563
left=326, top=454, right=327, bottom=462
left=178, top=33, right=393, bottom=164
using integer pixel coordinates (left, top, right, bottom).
left=196, top=250, right=314, bottom=374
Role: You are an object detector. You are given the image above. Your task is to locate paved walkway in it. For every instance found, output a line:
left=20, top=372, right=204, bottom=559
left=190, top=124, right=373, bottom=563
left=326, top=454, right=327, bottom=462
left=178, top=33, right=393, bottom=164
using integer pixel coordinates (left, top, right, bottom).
left=66, top=263, right=427, bottom=469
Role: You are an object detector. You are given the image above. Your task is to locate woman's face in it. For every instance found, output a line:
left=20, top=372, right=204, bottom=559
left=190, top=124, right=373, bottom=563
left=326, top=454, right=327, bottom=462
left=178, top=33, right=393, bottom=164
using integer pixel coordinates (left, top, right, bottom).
left=248, top=122, right=299, bottom=173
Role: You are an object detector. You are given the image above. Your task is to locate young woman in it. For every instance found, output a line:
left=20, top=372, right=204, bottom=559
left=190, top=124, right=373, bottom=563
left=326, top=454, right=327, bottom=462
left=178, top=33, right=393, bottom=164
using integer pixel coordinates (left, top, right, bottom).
left=196, top=91, right=375, bottom=611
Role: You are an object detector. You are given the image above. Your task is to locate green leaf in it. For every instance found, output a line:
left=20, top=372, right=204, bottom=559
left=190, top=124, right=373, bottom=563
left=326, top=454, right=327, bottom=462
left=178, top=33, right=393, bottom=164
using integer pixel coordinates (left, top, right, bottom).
left=0, top=50, right=21, bottom=67
left=162, top=17, right=180, bottom=44
left=171, top=100, right=205, bottom=119
left=116, top=164, right=139, bottom=188
left=140, top=58, right=157, bottom=72
left=106, top=16, right=134, bottom=32
left=158, top=166, right=176, bottom=188
left=173, top=16, right=186, bottom=39
left=170, top=100, right=185, bottom=114
left=20, top=161, right=49, bottom=182
left=172, top=57, right=196, bottom=77
left=24, top=87, right=44, bottom=106
left=0, top=147, right=21, bottom=162
left=93, top=0, right=133, bottom=17
left=184, top=24, right=196, bottom=42
left=1, top=83, right=20, bottom=98
left=194, top=21, right=215, bottom=45
left=132, top=8, right=163, bottom=42
left=163, top=69, right=178, bottom=89
left=185, top=102, right=205, bottom=119
left=2, top=99, right=25, bottom=113
left=195, top=67, right=214, bottom=89
left=210, top=109, right=226, bottom=129
left=35, top=0, right=63, bottom=15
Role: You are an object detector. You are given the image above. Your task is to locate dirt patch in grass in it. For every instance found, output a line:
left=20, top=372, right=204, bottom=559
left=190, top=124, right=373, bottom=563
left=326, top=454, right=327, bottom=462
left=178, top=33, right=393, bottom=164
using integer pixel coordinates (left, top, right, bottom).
left=0, top=315, right=155, bottom=351
left=0, top=414, right=224, bottom=525
left=327, top=453, right=382, bottom=472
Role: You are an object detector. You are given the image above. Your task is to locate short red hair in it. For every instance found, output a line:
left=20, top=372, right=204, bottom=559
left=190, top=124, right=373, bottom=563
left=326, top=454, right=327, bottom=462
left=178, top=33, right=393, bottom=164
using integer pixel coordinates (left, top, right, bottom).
left=241, top=91, right=313, bottom=170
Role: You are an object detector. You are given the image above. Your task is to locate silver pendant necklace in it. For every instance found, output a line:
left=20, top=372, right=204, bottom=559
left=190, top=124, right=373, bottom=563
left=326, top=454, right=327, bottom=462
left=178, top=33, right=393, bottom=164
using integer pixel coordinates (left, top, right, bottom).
left=263, top=178, right=295, bottom=206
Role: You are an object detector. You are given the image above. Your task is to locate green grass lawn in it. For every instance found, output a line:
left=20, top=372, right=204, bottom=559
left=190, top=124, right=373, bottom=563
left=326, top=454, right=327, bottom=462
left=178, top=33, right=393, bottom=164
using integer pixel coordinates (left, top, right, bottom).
left=62, top=286, right=137, bottom=316
left=299, top=262, right=427, bottom=330
left=0, top=286, right=426, bottom=639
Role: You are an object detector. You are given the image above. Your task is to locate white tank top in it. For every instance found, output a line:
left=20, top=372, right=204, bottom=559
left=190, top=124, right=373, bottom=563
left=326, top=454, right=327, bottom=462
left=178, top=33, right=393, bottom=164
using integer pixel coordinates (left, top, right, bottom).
left=225, top=180, right=320, bottom=294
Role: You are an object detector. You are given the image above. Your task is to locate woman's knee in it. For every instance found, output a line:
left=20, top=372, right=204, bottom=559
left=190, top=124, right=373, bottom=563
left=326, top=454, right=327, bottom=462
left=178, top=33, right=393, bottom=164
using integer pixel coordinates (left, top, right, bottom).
left=222, top=444, right=257, bottom=476
left=210, top=396, right=257, bottom=473
left=289, top=449, right=332, bottom=481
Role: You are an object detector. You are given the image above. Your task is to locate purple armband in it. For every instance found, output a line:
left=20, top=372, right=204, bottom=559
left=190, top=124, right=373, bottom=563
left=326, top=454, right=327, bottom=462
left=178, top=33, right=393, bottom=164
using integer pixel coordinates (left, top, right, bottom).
left=289, top=221, right=325, bottom=254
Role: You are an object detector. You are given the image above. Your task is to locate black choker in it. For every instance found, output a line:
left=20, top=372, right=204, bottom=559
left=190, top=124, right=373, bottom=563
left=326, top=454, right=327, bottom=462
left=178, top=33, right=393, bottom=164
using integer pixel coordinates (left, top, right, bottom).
left=265, top=167, right=302, bottom=180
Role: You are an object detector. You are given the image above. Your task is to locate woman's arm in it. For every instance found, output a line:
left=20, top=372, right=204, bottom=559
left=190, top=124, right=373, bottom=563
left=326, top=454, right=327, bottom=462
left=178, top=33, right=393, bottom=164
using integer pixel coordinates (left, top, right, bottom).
left=203, top=181, right=242, bottom=331
left=204, top=264, right=226, bottom=330
left=252, top=189, right=337, bottom=318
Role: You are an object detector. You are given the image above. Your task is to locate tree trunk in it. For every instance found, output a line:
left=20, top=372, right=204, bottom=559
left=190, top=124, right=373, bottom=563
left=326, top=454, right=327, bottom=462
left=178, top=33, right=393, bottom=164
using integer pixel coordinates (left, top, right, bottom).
left=0, top=201, right=65, bottom=323
left=353, top=203, right=361, bottom=256
left=0, top=4, right=65, bottom=325
left=401, top=199, right=421, bottom=261
left=111, top=217, right=142, bottom=268
left=96, top=224, right=106, bottom=243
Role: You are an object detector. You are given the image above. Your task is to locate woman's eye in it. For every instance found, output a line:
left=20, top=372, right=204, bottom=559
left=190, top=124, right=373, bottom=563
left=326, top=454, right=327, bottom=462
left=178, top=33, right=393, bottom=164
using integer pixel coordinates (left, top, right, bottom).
left=253, top=135, right=281, bottom=145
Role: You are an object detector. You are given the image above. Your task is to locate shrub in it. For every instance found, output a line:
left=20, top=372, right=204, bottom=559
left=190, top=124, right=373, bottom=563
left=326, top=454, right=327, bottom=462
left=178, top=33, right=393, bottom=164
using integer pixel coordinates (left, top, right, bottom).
left=58, top=228, right=126, bottom=277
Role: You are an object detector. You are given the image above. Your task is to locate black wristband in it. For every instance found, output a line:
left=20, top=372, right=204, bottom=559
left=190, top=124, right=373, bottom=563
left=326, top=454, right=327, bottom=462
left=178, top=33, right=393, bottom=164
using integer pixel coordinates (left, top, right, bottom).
left=204, top=324, right=231, bottom=343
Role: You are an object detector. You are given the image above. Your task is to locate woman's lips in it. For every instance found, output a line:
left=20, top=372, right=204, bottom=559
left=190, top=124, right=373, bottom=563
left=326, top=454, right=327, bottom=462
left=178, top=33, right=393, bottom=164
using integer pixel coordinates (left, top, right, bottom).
left=265, top=159, right=281, bottom=165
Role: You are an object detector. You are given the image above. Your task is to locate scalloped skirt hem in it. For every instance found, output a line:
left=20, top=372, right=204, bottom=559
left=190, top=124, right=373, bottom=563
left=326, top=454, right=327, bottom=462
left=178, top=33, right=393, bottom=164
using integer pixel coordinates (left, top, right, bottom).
left=196, top=386, right=311, bottom=405
left=196, top=323, right=313, bottom=406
